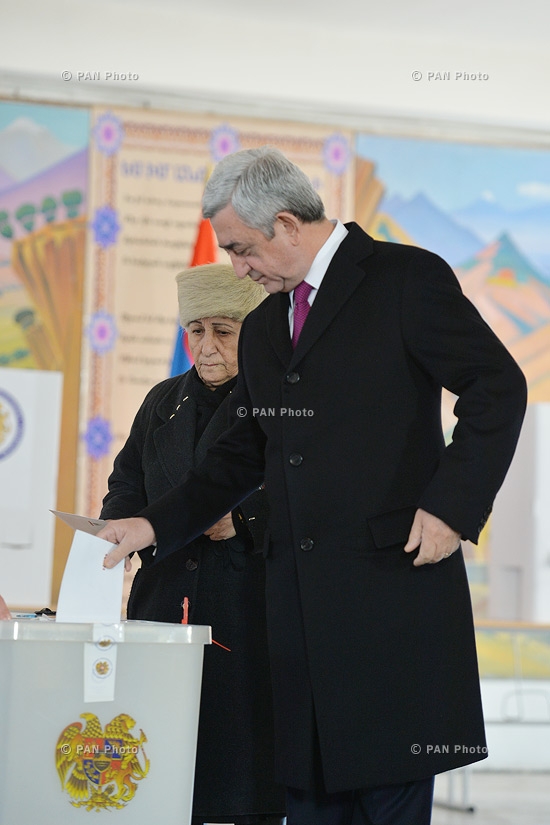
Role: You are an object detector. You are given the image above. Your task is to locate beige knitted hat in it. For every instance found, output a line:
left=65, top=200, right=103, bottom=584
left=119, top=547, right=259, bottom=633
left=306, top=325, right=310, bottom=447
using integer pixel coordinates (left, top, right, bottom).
left=176, top=263, right=267, bottom=328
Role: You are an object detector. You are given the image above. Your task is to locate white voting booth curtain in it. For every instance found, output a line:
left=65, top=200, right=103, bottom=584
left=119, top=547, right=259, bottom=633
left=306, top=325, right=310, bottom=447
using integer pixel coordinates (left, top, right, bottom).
left=0, top=367, right=62, bottom=606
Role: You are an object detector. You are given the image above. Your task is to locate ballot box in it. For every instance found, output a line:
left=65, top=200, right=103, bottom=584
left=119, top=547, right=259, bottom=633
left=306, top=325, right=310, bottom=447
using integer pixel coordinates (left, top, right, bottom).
left=0, top=620, right=211, bottom=825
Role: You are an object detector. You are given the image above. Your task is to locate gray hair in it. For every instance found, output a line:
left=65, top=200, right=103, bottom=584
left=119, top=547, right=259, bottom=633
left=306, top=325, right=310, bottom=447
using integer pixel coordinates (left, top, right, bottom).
left=202, top=146, right=325, bottom=238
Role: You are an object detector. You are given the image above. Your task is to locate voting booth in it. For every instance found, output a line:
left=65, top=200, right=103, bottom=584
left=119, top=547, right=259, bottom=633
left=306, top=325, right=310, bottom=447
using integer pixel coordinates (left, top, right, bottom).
left=0, top=620, right=211, bottom=824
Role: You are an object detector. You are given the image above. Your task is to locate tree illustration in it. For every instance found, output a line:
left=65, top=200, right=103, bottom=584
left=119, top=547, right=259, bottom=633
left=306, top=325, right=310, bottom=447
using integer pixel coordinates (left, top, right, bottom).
left=15, top=203, right=37, bottom=233
left=62, top=190, right=83, bottom=219
left=41, top=196, right=58, bottom=223
left=0, top=210, right=13, bottom=239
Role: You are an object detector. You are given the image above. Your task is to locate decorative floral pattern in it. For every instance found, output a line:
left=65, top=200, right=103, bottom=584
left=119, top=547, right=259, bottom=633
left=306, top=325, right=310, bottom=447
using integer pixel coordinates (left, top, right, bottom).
left=323, top=133, right=351, bottom=176
left=93, top=112, right=124, bottom=157
left=87, top=310, right=117, bottom=354
left=92, top=206, right=121, bottom=248
left=84, top=416, right=113, bottom=460
left=210, top=125, right=241, bottom=162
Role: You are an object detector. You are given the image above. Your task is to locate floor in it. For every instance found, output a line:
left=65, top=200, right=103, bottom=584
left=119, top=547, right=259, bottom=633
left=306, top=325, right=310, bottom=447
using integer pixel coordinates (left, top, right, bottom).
left=253, top=773, right=549, bottom=825
left=432, top=772, right=550, bottom=825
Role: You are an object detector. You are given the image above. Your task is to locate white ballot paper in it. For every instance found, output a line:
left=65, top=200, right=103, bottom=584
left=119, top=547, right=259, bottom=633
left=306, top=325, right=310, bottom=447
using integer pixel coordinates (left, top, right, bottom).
left=56, top=530, right=124, bottom=624
left=51, top=509, right=107, bottom=535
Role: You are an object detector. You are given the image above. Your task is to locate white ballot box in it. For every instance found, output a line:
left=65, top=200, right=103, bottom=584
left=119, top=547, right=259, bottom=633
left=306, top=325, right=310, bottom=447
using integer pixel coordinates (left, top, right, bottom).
left=0, top=620, right=211, bottom=825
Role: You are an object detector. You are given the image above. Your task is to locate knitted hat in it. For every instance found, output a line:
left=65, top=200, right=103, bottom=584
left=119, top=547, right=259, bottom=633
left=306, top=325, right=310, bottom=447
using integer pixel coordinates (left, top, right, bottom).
left=176, top=263, right=267, bottom=328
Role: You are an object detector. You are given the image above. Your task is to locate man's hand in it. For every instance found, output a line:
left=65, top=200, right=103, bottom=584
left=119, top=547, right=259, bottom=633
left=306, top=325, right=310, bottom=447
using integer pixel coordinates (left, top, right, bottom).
left=0, top=594, right=11, bottom=620
left=404, top=508, right=460, bottom=567
left=97, top=517, right=156, bottom=570
left=204, top=513, right=236, bottom=541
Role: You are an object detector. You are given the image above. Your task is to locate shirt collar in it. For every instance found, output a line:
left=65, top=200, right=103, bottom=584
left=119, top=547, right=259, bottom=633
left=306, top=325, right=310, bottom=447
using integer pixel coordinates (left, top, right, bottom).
left=301, top=219, right=348, bottom=294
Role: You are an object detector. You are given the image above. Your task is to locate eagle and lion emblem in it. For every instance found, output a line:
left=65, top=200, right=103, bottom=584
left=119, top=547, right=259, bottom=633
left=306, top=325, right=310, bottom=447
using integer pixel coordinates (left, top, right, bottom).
left=55, top=712, right=150, bottom=811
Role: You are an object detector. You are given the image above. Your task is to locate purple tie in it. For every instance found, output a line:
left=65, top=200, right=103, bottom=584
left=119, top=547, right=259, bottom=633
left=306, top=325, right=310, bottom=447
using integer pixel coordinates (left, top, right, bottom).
left=292, top=281, right=313, bottom=348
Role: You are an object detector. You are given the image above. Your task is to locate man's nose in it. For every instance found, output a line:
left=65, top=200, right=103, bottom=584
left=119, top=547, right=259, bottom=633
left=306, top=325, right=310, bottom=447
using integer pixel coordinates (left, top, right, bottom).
left=230, top=253, right=251, bottom=279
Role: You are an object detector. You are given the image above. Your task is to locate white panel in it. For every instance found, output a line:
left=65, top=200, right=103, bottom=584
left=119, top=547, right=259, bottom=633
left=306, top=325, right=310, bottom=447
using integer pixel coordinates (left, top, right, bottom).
left=1, top=0, right=550, bottom=132
left=0, top=368, right=62, bottom=607
left=533, top=406, right=550, bottom=622
left=478, top=679, right=550, bottom=771
left=490, top=403, right=550, bottom=622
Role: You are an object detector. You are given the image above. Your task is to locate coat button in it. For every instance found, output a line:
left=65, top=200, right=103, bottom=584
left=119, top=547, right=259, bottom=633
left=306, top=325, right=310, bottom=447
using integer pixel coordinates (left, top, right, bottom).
left=289, top=453, right=303, bottom=466
left=185, top=558, right=198, bottom=571
left=300, top=538, right=314, bottom=552
left=285, top=372, right=300, bottom=384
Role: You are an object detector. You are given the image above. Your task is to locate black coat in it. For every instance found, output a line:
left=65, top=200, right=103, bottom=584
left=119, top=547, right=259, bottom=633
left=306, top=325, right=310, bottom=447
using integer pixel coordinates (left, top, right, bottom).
left=101, top=368, right=284, bottom=820
left=140, top=224, right=528, bottom=792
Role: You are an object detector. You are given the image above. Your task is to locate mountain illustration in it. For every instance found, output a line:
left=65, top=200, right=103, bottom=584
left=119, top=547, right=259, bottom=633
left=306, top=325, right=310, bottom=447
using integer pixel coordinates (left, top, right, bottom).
left=0, top=166, right=15, bottom=194
left=456, top=232, right=550, bottom=335
left=370, top=197, right=550, bottom=402
left=452, top=198, right=550, bottom=281
left=380, top=192, right=484, bottom=266
left=455, top=233, right=550, bottom=400
left=0, top=148, right=87, bottom=241
left=0, top=117, right=77, bottom=183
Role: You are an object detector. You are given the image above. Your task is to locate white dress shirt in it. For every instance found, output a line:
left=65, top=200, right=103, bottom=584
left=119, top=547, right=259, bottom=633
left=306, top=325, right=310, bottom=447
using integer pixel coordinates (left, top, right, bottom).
left=288, top=220, right=348, bottom=337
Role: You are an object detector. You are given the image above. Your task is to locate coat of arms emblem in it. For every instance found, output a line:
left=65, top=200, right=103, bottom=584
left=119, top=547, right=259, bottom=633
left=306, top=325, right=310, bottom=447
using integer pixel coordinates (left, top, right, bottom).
left=55, top=712, right=150, bottom=811
left=0, top=389, right=24, bottom=461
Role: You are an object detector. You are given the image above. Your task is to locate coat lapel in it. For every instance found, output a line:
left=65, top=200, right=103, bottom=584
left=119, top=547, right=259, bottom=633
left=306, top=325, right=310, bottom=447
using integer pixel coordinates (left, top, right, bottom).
left=289, top=223, right=374, bottom=366
left=153, top=371, right=197, bottom=487
left=264, top=291, right=293, bottom=366
left=194, top=389, right=234, bottom=465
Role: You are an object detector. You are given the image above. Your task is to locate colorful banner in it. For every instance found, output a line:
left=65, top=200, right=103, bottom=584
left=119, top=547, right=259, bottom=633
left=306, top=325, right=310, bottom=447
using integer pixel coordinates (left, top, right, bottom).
left=0, top=101, right=89, bottom=604
left=80, top=108, right=355, bottom=517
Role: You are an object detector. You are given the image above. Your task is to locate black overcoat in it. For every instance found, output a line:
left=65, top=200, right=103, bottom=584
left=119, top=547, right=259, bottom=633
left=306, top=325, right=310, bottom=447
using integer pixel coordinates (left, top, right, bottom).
left=140, top=224, right=528, bottom=793
left=100, top=367, right=284, bottom=820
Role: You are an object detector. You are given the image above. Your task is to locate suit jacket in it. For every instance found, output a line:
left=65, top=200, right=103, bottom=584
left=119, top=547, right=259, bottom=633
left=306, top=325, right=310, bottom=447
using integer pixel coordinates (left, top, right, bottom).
left=140, top=223, right=527, bottom=792
left=100, top=368, right=284, bottom=818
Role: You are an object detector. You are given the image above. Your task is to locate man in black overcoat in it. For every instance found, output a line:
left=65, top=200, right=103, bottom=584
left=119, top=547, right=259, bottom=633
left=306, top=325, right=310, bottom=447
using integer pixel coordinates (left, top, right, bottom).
left=101, top=147, right=527, bottom=825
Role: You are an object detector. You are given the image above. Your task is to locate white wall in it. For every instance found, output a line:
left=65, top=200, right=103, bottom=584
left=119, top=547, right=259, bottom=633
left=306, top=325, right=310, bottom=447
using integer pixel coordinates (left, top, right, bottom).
left=490, top=405, right=550, bottom=623
left=1, top=0, right=549, bottom=138
left=480, top=679, right=550, bottom=770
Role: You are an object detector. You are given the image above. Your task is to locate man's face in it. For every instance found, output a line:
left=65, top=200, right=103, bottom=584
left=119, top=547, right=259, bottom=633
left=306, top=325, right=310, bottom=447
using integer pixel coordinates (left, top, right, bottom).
left=211, top=204, right=306, bottom=293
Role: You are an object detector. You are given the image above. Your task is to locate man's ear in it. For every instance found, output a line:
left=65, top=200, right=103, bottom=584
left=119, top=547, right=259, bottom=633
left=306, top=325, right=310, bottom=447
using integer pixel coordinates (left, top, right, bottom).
left=275, top=212, right=301, bottom=245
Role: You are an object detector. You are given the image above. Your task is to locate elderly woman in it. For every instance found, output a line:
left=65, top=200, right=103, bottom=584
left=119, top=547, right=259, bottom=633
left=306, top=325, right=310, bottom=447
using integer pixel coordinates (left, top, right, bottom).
left=101, top=263, right=284, bottom=825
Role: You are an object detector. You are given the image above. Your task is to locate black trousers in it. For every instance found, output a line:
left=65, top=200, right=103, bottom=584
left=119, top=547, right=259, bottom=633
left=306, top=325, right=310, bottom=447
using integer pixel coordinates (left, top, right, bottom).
left=286, top=777, right=435, bottom=825
left=192, top=818, right=285, bottom=825
left=285, top=711, right=434, bottom=825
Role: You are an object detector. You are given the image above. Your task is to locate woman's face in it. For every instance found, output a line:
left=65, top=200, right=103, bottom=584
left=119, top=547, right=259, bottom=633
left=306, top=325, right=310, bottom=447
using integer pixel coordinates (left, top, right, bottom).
left=187, top=316, right=242, bottom=389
